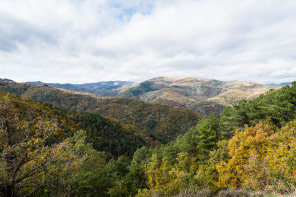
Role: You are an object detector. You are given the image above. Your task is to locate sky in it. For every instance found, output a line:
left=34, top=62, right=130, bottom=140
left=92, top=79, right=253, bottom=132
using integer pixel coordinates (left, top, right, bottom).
left=1, top=0, right=296, bottom=84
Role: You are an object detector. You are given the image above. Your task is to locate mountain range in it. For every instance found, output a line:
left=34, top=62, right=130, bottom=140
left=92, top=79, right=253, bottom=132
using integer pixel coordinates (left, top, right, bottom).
left=1, top=78, right=202, bottom=143
left=28, top=77, right=280, bottom=115
left=117, top=77, right=280, bottom=115
left=1, top=76, right=293, bottom=196
left=3, top=76, right=279, bottom=144
left=27, top=80, right=133, bottom=96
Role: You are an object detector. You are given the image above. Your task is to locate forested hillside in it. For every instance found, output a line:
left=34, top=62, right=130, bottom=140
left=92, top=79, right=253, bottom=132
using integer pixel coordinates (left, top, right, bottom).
left=128, top=82, right=296, bottom=196
left=2, top=0, right=295, bottom=196
left=1, top=81, right=296, bottom=196
left=0, top=79, right=202, bottom=143
left=0, top=91, right=160, bottom=196
left=0, top=91, right=150, bottom=158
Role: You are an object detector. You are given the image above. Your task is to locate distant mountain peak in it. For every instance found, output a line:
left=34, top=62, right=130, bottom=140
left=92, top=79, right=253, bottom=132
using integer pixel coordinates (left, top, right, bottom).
left=26, top=80, right=135, bottom=97
left=22, top=77, right=282, bottom=116
left=0, top=78, right=14, bottom=82
left=115, top=77, right=281, bottom=115
left=267, top=82, right=292, bottom=86
left=149, top=76, right=211, bottom=82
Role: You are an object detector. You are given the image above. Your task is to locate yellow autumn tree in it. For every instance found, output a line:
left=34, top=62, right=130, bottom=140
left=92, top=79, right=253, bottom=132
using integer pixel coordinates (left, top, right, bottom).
left=267, top=120, right=296, bottom=189
left=216, top=121, right=275, bottom=189
left=142, top=154, right=176, bottom=196
left=0, top=100, right=92, bottom=197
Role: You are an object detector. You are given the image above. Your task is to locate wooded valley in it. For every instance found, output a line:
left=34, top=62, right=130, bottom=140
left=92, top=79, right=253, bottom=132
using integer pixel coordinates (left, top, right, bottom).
left=1, top=79, right=296, bottom=196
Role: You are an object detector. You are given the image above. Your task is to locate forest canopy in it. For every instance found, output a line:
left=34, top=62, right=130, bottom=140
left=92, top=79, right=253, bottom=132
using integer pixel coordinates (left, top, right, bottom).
left=1, top=82, right=296, bottom=196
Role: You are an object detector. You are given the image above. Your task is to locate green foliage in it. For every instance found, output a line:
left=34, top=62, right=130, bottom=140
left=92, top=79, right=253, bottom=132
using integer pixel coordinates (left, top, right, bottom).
left=220, top=83, right=296, bottom=137
left=0, top=91, right=149, bottom=159
left=66, top=148, right=111, bottom=196
left=0, top=79, right=202, bottom=144
left=0, top=91, right=146, bottom=196
left=2, top=80, right=296, bottom=196
left=196, top=113, right=220, bottom=160
left=95, top=98, right=202, bottom=139
left=126, top=81, right=157, bottom=97
left=132, top=82, right=296, bottom=196
left=0, top=110, right=100, bottom=197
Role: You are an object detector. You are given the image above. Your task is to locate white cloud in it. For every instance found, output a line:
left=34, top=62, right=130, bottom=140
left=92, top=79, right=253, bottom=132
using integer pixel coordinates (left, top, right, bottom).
left=0, top=0, right=295, bottom=84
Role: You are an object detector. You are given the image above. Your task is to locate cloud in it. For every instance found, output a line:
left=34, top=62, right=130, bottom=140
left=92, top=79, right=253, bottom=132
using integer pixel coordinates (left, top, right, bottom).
left=0, top=0, right=295, bottom=84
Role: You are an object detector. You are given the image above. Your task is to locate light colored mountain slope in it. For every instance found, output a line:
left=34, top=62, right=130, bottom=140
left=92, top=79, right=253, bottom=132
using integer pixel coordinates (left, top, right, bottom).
left=117, top=77, right=281, bottom=115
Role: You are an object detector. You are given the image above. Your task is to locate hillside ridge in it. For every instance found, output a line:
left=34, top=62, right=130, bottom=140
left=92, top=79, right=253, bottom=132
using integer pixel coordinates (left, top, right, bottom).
left=26, top=76, right=279, bottom=115
left=0, top=79, right=202, bottom=143
left=115, top=76, right=280, bottom=115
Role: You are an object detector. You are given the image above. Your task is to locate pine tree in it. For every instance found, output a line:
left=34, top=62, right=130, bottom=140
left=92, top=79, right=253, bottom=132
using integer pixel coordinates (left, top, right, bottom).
left=196, top=113, right=220, bottom=160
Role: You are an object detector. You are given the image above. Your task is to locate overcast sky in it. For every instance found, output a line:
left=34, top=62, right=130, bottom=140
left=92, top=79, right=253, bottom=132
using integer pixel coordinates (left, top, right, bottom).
left=1, top=0, right=296, bottom=84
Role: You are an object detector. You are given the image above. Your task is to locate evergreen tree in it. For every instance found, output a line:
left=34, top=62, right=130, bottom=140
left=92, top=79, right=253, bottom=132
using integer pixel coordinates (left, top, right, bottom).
left=196, top=113, right=220, bottom=160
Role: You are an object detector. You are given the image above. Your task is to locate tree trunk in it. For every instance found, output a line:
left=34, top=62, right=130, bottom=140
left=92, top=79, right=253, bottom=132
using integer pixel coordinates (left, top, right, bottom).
left=5, top=185, right=14, bottom=197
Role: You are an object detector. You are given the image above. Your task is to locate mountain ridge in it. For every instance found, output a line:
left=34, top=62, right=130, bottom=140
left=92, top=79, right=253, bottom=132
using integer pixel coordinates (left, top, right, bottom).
left=115, top=76, right=280, bottom=115
left=26, top=76, right=280, bottom=115
left=0, top=79, right=202, bottom=143
left=0, top=90, right=150, bottom=158
left=27, top=80, right=134, bottom=96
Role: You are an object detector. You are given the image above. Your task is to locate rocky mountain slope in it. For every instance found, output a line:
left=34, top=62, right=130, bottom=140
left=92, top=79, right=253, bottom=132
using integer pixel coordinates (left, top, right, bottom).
left=116, top=77, right=280, bottom=115
left=27, top=77, right=279, bottom=115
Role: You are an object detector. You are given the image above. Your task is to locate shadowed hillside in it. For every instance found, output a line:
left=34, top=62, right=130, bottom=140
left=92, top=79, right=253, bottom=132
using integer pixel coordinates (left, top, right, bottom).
left=0, top=90, right=151, bottom=158
left=28, top=80, right=134, bottom=96
left=0, top=79, right=202, bottom=143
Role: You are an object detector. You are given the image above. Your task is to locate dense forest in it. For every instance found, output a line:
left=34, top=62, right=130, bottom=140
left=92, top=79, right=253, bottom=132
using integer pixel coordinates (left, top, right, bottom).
left=0, top=79, right=202, bottom=143
left=1, top=81, right=296, bottom=196
left=0, top=91, right=153, bottom=158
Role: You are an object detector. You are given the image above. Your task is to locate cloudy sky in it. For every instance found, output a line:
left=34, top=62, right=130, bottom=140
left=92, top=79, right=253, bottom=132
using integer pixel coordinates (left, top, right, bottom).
left=1, top=0, right=296, bottom=84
